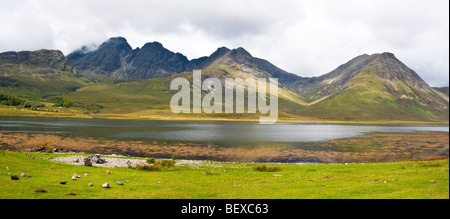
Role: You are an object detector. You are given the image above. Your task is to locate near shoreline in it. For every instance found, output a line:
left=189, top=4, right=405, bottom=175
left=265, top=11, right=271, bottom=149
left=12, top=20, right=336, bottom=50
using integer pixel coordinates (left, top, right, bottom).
left=1, top=131, right=447, bottom=164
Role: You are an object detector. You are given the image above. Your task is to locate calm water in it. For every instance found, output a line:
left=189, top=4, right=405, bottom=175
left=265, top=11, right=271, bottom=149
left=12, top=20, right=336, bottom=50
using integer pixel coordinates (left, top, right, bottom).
left=0, top=116, right=448, bottom=144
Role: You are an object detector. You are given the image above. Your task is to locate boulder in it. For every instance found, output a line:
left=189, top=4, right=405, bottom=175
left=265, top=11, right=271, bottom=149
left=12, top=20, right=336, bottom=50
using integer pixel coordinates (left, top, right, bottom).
left=91, top=155, right=106, bottom=164
left=83, top=157, right=92, bottom=166
left=102, top=183, right=110, bottom=188
left=35, top=146, right=46, bottom=152
left=83, top=155, right=107, bottom=166
left=11, top=175, right=19, bottom=180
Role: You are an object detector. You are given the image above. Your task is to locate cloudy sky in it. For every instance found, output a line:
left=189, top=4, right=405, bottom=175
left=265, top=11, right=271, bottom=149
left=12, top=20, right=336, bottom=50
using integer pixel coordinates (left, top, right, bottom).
left=0, top=0, right=448, bottom=86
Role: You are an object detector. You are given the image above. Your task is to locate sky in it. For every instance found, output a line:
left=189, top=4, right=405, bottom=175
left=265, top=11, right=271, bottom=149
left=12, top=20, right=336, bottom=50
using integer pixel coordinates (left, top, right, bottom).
left=0, top=0, right=448, bottom=87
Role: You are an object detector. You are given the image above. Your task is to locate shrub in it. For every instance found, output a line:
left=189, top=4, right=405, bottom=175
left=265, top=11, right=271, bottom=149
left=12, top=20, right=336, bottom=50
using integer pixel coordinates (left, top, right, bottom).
left=135, top=162, right=162, bottom=172
left=252, top=164, right=281, bottom=172
left=20, top=101, right=45, bottom=110
left=160, top=159, right=176, bottom=168
left=0, top=93, right=25, bottom=106
left=146, top=157, right=156, bottom=164
left=50, top=97, right=72, bottom=108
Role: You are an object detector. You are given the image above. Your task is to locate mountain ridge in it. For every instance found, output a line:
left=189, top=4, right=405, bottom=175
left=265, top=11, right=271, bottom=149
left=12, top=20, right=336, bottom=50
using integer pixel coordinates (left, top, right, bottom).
left=0, top=36, right=448, bottom=122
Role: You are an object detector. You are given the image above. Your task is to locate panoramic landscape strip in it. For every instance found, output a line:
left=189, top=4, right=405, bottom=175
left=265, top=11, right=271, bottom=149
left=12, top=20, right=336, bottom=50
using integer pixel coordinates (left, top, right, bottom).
left=0, top=0, right=448, bottom=203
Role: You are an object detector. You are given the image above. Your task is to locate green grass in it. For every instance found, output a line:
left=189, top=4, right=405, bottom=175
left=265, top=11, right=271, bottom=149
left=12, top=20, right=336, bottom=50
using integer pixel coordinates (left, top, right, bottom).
left=63, top=68, right=308, bottom=120
left=0, top=150, right=448, bottom=199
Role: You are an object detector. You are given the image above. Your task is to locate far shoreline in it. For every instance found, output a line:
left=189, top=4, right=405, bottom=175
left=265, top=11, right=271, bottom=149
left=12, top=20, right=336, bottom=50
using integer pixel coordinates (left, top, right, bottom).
left=1, top=110, right=448, bottom=126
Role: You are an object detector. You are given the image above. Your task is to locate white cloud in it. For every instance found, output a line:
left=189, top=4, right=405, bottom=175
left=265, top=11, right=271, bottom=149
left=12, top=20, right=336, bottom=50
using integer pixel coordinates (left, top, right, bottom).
left=0, top=0, right=448, bottom=86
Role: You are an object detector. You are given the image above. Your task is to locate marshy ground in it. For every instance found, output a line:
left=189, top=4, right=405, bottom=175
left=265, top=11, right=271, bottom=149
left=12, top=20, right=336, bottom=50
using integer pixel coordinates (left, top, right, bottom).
left=0, top=131, right=447, bottom=163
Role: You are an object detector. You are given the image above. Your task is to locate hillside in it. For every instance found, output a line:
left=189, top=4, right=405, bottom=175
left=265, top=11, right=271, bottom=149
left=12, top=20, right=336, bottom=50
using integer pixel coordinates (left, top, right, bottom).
left=297, top=53, right=449, bottom=122
left=64, top=67, right=308, bottom=120
left=433, top=87, right=449, bottom=97
left=0, top=49, right=89, bottom=98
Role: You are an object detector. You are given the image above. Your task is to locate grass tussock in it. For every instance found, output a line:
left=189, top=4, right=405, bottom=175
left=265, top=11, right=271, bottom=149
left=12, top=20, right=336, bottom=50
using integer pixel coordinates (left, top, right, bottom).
left=135, top=158, right=177, bottom=172
left=252, top=164, right=282, bottom=172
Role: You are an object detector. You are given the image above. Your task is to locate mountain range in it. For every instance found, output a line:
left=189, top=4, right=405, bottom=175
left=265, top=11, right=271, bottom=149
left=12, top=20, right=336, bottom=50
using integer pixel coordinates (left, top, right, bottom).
left=0, top=36, right=448, bottom=122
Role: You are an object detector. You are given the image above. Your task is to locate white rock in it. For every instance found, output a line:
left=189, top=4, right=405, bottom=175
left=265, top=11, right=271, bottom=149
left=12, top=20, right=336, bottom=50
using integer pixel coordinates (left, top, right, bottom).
left=102, top=183, right=110, bottom=188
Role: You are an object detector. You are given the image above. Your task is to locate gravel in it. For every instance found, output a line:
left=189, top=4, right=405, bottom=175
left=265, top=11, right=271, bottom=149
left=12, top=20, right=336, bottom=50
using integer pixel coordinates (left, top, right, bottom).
left=52, top=155, right=146, bottom=168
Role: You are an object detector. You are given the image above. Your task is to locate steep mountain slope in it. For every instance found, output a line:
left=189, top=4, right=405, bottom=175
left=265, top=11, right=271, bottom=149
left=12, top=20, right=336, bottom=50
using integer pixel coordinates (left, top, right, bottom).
left=67, top=37, right=191, bottom=81
left=433, top=87, right=449, bottom=97
left=67, top=37, right=133, bottom=80
left=125, top=42, right=190, bottom=79
left=298, top=53, right=449, bottom=121
left=0, top=49, right=89, bottom=97
left=67, top=37, right=308, bottom=87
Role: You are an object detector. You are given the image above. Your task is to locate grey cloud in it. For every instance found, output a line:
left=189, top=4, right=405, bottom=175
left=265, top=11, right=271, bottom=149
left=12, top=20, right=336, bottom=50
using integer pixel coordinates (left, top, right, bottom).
left=0, top=0, right=448, bottom=86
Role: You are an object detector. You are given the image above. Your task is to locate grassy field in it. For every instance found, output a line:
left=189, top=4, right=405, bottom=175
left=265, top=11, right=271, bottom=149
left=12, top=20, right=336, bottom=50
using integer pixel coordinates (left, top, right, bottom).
left=0, top=150, right=448, bottom=199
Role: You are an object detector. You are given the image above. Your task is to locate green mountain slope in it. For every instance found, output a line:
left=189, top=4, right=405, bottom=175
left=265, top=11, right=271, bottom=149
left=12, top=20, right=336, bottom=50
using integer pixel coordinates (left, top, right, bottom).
left=298, top=54, right=449, bottom=122
left=64, top=65, right=307, bottom=120
left=0, top=49, right=89, bottom=98
left=433, top=87, right=449, bottom=97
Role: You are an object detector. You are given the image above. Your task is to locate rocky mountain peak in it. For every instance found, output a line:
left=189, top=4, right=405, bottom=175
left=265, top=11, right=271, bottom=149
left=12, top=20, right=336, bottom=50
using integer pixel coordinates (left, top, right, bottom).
left=228, top=47, right=253, bottom=61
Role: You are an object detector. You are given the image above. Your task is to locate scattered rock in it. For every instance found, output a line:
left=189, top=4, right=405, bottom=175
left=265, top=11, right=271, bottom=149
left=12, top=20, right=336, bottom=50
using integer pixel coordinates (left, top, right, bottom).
left=84, top=173, right=88, bottom=176
left=35, top=189, right=47, bottom=193
left=124, top=180, right=129, bottom=183
left=11, top=175, right=19, bottom=180
left=117, top=181, right=124, bottom=185
left=91, top=155, right=106, bottom=164
left=102, top=183, right=110, bottom=188
left=20, top=172, right=26, bottom=177
left=83, top=155, right=107, bottom=166
left=105, top=170, right=110, bottom=174
left=429, top=180, right=438, bottom=183
left=35, top=146, right=46, bottom=152
left=87, top=183, right=93, bottom=187
left=60, top=181, right=67, bottom=185
left=71, top=176, right=77, bottom=180
left=66, top=193, right=78, bottom=196
left=53, top=156, right=146, bottom=168
left=83, top=157, right=92, bottom=166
